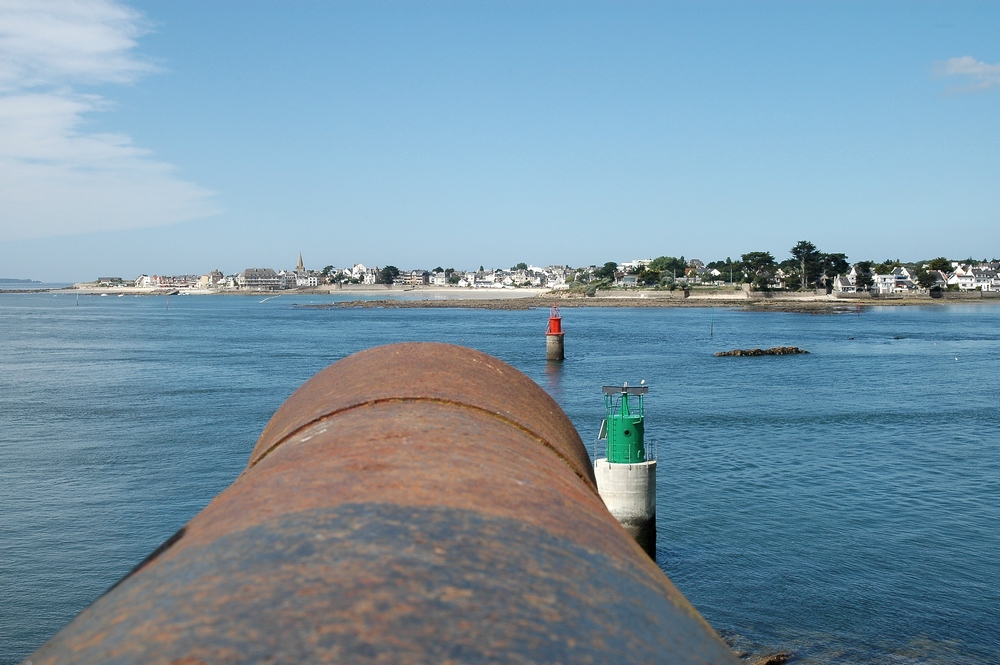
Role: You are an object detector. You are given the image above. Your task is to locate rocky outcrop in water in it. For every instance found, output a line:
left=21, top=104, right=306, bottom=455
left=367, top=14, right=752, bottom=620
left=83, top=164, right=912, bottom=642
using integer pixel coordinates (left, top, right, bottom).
left=750, top=653, right=791, bottom=665
left=715, top=346, right=809, bottom=357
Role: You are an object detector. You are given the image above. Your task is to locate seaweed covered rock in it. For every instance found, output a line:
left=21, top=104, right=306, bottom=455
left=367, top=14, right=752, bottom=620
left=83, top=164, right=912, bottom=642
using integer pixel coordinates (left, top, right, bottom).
left=715, top=346, right=809, bottom=357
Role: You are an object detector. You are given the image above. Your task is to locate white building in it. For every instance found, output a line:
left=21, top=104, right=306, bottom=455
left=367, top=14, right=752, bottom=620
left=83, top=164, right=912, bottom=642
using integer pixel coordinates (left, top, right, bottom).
left=874, top=267, right=916, bottom=294
left=947, top=265, right=977, bottom=290
left=833, top=276, right=856, bottom=293
left=973, top=268, right=998, bottom=291
left=350, top=263, right=379, bottom=284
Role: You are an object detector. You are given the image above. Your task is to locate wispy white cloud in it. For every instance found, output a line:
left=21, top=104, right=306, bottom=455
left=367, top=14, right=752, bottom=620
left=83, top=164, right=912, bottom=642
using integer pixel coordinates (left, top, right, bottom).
left=0, top=0, right=217, bottom=240
left=934, top=56, right=1000, bottom=93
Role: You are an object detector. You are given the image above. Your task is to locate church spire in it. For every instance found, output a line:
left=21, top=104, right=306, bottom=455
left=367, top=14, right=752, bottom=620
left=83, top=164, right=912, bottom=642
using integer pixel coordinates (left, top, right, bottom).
left=297, top=253, right=305, bottom=272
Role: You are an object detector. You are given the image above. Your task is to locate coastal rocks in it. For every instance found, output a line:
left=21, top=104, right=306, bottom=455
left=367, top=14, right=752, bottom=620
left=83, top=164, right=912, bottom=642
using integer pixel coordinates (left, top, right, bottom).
left=750, top=653, right=792, bottom=665
left=714, top=346, right=809, bottom=357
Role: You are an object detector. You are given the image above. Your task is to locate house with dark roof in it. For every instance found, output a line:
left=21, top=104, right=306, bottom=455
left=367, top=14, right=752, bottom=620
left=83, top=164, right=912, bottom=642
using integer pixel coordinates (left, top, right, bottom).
left=238, top=268, right=281, bottom=290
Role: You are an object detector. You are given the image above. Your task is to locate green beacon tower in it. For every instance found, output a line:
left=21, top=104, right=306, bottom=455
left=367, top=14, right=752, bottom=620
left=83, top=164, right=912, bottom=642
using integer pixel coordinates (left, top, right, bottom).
left=603, top=384, right=647, bottom=464
left=595, top=383, right=657, bottom=557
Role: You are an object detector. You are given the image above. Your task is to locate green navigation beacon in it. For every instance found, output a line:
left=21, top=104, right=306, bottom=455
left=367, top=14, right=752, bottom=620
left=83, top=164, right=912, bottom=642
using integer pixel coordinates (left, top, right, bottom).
left=600, top=383, right=649, bottom=464
left=595, top=381, right=656, bottom=556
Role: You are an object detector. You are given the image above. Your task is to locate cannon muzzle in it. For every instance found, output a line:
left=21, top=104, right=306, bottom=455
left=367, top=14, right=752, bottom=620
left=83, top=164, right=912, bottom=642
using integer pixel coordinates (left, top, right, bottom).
left=27, top=342, right=737, bottom=664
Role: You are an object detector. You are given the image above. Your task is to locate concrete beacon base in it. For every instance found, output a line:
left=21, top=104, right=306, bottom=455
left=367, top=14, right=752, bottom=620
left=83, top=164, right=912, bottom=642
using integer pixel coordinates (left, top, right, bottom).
left=546, top=333, right=564, bottom=360
left=595, top=458, right=657, bottom=557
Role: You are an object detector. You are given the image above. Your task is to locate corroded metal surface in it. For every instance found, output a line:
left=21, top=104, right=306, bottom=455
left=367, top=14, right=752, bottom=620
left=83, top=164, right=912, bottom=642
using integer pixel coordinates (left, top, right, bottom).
left=27, top=343, right=738, bottom=664
left=249, top=343, right=593, bottom=483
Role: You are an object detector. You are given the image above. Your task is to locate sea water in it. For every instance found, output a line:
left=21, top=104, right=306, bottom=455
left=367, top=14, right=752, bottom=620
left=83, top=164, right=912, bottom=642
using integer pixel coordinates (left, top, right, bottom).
left=1, top=293, right=998, bottom=664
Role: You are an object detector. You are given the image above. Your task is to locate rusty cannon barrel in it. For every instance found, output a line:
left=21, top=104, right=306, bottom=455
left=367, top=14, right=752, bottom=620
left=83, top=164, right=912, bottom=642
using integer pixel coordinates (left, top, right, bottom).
left=27, top=343, right=737, bottom=665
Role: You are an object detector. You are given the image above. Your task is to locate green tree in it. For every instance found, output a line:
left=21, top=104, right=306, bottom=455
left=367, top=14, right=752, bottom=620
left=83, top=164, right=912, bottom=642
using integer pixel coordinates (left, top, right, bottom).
left=512, top=262, right=528, bottom=271
left=594, top=262, right=618, bottom=280
left=874, top=260, right=900, bottom=275
left=433, top=266, right=444, bottom=273
left=790, top=241, right=822, bottom=289
left=751, top=274, right=771, bottom=291
left=648, top=256, right=687, bottom=279
left=707, top=257, right=742, bottom=283
left=927, top=257, right=952, bottom=271
left=636, top=268, right=661, bottom=285
left=740, top=252, right=776, bottom=291
left=915, top=268, right=938, bottom=289
left=740, top=251, right=776, bottom=275
left=820, top=253, right=850, bottom=279
left=321, top=265, right=333, bottom=276
left=378, top=265, right=400, bottom=285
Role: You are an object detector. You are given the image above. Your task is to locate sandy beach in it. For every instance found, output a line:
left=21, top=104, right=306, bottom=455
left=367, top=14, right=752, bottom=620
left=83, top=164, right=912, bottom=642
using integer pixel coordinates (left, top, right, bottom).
left=296, top=291, right=1000, bottom=313
left=38, top=283, right=1000, bottom=312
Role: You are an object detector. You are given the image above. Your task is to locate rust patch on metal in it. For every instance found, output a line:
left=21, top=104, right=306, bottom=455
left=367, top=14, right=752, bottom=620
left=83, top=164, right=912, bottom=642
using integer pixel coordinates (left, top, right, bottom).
left=248, top=396, right=599, bottom=496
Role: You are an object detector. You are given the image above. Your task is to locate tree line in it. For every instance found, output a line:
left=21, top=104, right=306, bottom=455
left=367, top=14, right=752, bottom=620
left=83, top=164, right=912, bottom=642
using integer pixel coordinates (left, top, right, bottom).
left=581, top=241, right=963, bottom=292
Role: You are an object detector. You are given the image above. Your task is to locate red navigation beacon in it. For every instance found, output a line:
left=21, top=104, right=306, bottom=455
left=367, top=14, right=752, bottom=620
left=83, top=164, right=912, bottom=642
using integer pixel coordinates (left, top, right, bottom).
left=547, top=303, right=563, bottom=335
left=546, top=303, right=565, bottom=360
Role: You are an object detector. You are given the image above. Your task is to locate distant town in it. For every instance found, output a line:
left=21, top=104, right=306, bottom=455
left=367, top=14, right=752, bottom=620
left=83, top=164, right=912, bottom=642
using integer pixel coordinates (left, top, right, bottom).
left=79, top=241, right=1000, bottom=295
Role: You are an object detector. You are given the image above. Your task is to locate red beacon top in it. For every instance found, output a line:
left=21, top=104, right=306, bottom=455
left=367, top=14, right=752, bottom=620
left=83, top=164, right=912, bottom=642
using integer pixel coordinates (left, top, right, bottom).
left=547, top=303, right=563, bottom=335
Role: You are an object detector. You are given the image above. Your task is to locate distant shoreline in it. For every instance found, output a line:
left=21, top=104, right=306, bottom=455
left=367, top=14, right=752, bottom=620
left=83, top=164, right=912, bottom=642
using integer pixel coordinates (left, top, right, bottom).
left=6, top=285, right=999, bottom=312
left=295, top=293, right=1000, bottom=313
left=55, top=285, right=552, bottom=298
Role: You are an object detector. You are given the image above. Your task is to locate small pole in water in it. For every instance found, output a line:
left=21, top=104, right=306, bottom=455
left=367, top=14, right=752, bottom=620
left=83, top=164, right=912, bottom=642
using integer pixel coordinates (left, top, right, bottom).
left=166, top=295, right=169, bottom=311
left=710, top=307, right=714, bottom=338
left=76, top=294, right=79, bottom=306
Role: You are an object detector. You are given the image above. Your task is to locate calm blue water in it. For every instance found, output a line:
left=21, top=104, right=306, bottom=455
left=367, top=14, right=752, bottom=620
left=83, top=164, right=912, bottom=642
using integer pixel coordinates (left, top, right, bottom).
left=2, top=293, right=998, bottom=664
left=0, top=284, right=72, bottom=292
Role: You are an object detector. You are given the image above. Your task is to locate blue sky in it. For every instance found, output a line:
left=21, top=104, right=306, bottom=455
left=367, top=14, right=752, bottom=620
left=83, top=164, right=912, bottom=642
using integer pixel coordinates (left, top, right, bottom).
left=1, top=1, right=998, bottom=281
